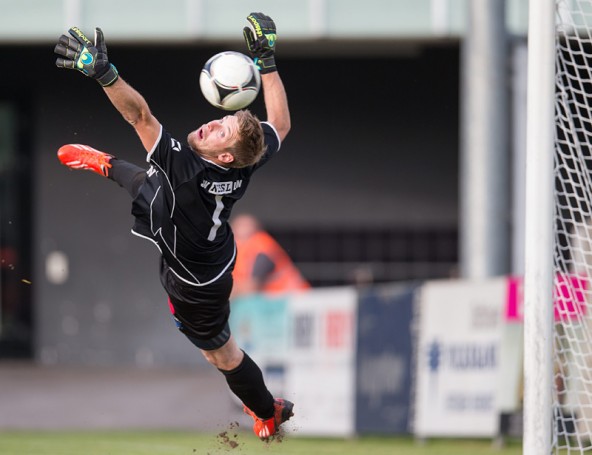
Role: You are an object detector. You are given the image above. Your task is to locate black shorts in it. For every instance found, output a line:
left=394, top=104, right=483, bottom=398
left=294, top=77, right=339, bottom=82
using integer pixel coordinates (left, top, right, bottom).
left=160, top=257, right=233, bottom=351
left=110, top=159, right=233, bottom=351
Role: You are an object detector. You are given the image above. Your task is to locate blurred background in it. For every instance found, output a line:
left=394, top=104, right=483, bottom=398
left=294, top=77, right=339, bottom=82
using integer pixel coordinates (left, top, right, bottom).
left=0, top=0, right=530, bottom=442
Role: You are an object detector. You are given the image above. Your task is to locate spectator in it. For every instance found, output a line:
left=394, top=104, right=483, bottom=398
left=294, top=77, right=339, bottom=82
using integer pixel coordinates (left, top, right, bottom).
left=232, top=214, right=310, bottom=296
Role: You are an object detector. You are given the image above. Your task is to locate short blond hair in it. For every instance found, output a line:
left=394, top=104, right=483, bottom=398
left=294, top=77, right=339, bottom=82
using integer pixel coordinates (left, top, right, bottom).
left=226, top=110, right=267, bottom=168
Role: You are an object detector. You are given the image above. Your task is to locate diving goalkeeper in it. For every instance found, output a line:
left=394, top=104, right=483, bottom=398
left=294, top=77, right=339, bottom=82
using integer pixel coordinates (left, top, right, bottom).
left=53, top=12, right=293, bottom=440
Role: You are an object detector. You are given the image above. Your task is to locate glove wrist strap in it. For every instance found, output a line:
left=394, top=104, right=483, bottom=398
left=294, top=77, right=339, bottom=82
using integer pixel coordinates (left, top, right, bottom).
left=96, top=64, right=119, bottom=87
left=255, top=57, right=277, bottom=74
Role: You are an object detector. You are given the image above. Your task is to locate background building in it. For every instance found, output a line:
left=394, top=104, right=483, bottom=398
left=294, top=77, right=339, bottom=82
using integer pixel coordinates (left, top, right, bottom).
left=0, top=0, right=526, bottom=364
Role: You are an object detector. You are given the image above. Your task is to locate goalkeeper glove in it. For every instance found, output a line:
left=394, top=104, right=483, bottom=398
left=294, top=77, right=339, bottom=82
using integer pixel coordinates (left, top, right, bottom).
left=243, top=12, right=277, bottom=74
left=54, top=27, right=119, bottom=87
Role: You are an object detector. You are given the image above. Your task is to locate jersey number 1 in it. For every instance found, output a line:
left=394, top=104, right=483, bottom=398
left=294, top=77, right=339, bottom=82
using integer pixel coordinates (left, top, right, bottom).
left=208, top=195, right=224, bottom=241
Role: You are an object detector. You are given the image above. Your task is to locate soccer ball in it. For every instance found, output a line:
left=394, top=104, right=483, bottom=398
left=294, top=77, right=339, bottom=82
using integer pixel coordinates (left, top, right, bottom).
left=199, top=51, right=261, bottom=111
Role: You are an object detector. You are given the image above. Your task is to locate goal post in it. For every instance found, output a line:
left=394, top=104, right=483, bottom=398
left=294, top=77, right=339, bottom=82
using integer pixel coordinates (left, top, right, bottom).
left=524, top=1, right=592, bottom=453
left=523, top=0, right=556, bottom=451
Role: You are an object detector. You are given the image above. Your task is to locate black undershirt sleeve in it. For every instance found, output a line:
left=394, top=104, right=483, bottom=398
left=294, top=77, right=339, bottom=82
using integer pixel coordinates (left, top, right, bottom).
left=252, top=253, right=276, bottom=283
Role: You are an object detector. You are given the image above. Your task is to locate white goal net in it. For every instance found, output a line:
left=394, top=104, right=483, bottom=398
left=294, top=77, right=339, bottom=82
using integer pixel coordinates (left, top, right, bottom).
left=553, top=0, right=592, bottom=452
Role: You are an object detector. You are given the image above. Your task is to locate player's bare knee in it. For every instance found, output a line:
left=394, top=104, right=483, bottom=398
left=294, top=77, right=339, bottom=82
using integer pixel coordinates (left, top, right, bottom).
left=201, top=349, right=218, bottom=367
left=202, top=344, right=243, bottom=371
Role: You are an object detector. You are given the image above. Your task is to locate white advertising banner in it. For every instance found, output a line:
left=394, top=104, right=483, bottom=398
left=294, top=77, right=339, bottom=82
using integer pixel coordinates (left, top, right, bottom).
left=286, top=287, right=357, bottom=437
left=414, top=278, right=507, bottom=437
left=230, top=287, right=357, bottom=437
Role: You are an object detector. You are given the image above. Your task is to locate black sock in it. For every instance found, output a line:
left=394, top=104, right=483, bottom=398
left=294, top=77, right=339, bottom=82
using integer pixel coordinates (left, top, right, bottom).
left=220, top=352, right=275, bottom=419
left=108, top=158, right=147, bottom=198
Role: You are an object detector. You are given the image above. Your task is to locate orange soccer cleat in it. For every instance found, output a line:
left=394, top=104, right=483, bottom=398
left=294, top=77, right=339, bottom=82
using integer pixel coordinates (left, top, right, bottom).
left=57, top=144, right=113, bottom=177
left=243, top=398, right=294, bottom=441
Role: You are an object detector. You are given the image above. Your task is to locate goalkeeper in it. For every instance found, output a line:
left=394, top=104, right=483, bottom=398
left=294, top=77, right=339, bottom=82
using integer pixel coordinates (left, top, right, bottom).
left=53, top=12, right=293, bottom=440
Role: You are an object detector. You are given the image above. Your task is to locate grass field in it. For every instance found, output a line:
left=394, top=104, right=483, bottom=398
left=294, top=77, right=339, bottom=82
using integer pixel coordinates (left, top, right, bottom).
left=0, top=430, right=523, bottom=455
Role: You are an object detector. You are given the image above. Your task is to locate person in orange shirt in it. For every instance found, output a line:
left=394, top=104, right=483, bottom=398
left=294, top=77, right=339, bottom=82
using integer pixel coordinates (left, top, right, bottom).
left=231, top=214, right=310, bottom=296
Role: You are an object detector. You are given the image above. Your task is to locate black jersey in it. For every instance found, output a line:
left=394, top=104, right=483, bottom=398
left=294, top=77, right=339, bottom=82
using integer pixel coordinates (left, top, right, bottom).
left=130, top=122, right=280, bottom=286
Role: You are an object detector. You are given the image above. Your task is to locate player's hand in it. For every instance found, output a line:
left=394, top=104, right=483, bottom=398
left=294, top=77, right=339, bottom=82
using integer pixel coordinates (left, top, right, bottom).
left=54, top=27, right=119, bottom=87
left=243, top=12, right=277, bottom=74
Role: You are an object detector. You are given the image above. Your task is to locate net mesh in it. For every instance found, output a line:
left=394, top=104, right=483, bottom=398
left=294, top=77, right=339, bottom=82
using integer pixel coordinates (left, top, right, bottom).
left=554, top=1, right=592, bottom=452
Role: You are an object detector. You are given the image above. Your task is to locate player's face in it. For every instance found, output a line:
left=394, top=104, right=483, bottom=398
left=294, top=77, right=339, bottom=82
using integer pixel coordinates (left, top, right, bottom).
left=188, top=115, right=240, bottom=157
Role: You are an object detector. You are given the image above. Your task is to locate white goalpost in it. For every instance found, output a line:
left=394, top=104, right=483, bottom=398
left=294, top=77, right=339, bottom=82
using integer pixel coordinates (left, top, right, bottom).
left=524, top=1, right=592, bottom=453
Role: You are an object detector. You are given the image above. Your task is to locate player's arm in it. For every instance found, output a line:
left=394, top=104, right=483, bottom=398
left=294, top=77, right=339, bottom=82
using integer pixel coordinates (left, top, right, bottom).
left=101, top=78, right=160, bottom=152
left=261, top=72, right=290, bottom=143
left=54, top=27, right=160, bottom=152
left=243, top=13, right=291, bottom=142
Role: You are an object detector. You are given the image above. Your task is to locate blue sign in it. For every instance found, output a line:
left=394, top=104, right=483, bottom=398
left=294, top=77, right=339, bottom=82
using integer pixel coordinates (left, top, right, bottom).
left=355, top=283, right=417, bottom=434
